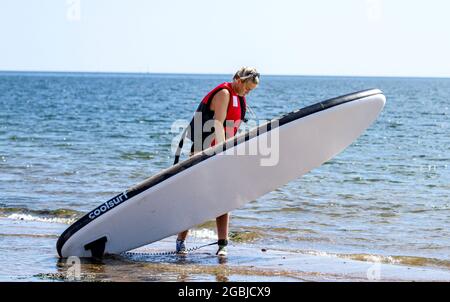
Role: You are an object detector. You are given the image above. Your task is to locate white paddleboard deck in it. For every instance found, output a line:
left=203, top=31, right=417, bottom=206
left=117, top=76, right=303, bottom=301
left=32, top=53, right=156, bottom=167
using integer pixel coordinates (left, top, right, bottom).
left=57, top=89, right=386, bottom=257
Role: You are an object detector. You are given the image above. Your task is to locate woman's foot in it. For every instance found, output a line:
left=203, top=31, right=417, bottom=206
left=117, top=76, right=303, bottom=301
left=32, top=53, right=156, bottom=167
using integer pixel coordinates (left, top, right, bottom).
left=176, top=239, right=187, bottom=255
left=216, top=245, right=228, bottom=257
left=216, top=239, right=228, bottom=257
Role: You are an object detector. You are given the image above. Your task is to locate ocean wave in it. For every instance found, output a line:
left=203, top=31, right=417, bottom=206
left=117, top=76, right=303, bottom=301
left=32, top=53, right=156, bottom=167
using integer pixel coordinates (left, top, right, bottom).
left=181, top=228, right=264, bottom=243
left=189, top=229, right=217, bottom=240
left=0, top=232, right=59, bottom=239
left=345, top=254, right=450, bottom=269
left=120, top=150, right=155, bottom=160
left=0, top=206, right=83, bottom=225
left=229, top=230, right=264, bottom=242
left=299, top=250, right=450, bottom=269
left=5, top=213, right=77, bottom=225
left=179, top=226, right=265, bottom=243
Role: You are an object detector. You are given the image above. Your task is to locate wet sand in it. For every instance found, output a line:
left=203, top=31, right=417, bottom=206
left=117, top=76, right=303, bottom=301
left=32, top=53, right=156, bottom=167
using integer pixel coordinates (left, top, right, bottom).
left=2, top=218, right=450, bottom=282
left=50, top=237, right=450, bottom=282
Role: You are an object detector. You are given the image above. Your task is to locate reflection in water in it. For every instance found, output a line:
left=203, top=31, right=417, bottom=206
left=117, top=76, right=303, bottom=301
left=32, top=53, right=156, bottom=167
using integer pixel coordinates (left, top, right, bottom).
left=215, top=256, right=229, bottom=282
left=52, top=251, right=274, bottom=282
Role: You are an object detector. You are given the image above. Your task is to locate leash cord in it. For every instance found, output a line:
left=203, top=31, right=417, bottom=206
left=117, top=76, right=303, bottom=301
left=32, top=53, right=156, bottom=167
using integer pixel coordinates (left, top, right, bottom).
left=121, top=241, right=218, bottom=257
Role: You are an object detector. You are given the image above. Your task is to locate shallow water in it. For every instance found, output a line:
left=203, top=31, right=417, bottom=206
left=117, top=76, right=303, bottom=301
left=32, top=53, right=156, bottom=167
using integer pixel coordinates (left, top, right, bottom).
left=1, top=72, right=449, bottom=281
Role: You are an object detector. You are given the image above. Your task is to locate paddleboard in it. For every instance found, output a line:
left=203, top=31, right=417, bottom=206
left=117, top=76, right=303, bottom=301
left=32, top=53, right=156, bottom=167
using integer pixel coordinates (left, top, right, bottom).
left=57, top=88, right=386, bottom=258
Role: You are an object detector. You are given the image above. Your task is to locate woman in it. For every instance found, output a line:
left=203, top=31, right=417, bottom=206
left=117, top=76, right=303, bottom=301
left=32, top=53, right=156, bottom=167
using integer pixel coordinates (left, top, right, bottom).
left=176, top=67, right=260, bottom=257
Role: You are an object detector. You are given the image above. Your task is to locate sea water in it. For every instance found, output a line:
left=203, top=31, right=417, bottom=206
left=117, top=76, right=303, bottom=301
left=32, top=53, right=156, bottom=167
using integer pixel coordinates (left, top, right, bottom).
left=1, top=72, right=449, bottom=281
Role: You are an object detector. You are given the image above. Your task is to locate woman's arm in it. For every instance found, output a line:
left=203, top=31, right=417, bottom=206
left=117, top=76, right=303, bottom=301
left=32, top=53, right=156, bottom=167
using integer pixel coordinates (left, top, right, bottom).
left=210, top=89, right=230, bottom=144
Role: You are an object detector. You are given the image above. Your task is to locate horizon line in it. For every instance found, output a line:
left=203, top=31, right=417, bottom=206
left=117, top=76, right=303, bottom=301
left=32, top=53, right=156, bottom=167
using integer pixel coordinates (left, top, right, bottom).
left=1, top=69, right=449, bottom=80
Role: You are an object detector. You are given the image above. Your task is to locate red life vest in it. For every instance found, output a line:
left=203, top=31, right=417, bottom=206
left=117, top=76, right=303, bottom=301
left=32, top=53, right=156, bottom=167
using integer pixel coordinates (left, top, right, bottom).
left=187, top=82, right=247, bottom=152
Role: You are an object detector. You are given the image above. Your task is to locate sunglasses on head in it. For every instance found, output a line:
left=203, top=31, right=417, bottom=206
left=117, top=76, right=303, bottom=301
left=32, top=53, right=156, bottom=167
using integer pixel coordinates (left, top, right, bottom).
left=241, top=72, right=260, bottom=80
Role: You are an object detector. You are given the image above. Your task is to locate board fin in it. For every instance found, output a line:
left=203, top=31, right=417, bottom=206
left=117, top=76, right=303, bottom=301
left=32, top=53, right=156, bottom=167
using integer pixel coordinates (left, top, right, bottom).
left=84, top=236, right=107, bottom=258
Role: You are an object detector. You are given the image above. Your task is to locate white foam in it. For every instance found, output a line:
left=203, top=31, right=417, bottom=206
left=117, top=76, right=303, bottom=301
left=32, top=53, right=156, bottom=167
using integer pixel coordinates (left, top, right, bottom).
left=301, top=250, right=400, bottom=265
left=6, top=213, right=75, bottom=225
left=358, top=254, right=398, bottom=264
left=189, top=228, right=217, bottom=240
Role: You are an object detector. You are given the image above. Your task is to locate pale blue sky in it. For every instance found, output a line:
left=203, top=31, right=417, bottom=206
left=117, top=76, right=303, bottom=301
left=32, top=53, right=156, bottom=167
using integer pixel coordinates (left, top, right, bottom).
left=1, top=0, right=449, bottom=77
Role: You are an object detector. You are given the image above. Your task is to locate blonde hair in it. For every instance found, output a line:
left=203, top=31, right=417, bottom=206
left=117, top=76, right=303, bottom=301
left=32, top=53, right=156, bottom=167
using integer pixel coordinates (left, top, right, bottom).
left=233, top=67, right=260, bottom=84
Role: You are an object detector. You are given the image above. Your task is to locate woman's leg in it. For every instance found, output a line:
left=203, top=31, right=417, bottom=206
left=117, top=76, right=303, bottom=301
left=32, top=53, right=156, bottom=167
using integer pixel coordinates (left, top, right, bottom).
left=216, top=213, right=229, bottom=256
left=177, top=230, right=189, bottom=241
left=176, top=230, right=189, bottom=254
left=176, top=151, right=196, bottom=252
left=216, top=213, right=229, bottom=240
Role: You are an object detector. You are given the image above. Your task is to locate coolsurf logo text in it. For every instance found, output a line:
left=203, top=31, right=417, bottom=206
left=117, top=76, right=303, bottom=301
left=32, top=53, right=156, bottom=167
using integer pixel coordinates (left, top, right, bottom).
left=88, top=192, right=128, bottom=220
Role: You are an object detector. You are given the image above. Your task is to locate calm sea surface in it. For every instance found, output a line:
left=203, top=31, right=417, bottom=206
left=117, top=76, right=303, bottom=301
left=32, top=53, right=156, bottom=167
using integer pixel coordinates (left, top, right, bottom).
left=0, top=72, right=449, bottom=281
